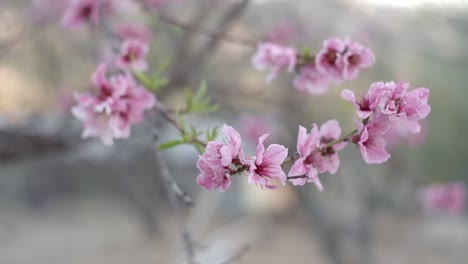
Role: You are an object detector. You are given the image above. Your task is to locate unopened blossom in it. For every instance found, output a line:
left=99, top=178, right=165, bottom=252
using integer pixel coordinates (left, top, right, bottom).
left=340, top=38, right=375, bottom=80
left=62, top=0, right=110, bottom=28
left=315, top=38, right=346, bottom=82
left=420, top=182, right=465, bottom=215
left=248, top=134, right=288, bottom=189
left=352, top=114, right=391, bottom=164
left=288, top=125, right=323, bottom=190
left=196, top=125, right=244, bottom=191
left=115, top=23, right=151, bottom=43
left=251, top=42, right=297, bottom=82
left=293, top=64, right=330, bottom=95
left=117, top=39, right=149, bottom=72
left=72, top=64, right=155, bottom=145
left=341, top=82, right=389, bottom=119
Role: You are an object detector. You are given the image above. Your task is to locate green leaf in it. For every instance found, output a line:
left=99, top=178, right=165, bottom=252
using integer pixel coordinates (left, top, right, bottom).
left=157, top=139, right=183, bottom=150
left=206, top=126, right=219, bottom=141
left=132, top=71, right=153, bottom=90
left=193, top=142, right=205, bottom=154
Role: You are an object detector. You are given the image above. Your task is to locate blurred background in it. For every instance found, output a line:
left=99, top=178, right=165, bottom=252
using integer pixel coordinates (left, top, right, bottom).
left=0, top=0, right=467, bottom=263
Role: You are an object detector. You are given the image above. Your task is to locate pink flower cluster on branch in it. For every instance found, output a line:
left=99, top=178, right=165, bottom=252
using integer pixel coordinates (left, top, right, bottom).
left=251, top=38, right=374, bottom=95
left=289, top=120, right=346, bottom=191
left=197, top=125, right=288, bottom=191
left=342, top=81, right=431, bottom=164
left=72, top=64, right=156, bottom=145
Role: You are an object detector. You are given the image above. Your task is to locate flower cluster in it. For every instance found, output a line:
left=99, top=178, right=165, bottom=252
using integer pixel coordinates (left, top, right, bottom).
left=72, top=64, right=156, bottom=145
left=288, top=120, right=346, bottom=191
left=342, top=81, right=431, bottom=164
left=251, top=38, right=374, bottom=95
left=197, top=125, right=288, bottom=191
left=419, top=182, right=465, bottom=215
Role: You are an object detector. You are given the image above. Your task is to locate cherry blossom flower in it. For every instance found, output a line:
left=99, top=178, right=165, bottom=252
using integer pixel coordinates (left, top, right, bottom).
left=352, top=114, right=391, bottom=164
left=316, top=38, right=374, bottom=83
left=196, top=125, right=244, bottom=191
left=293, top=64, right=330, bottom=95
left=251, top=42, right=297, bottom=82
left=315, top=38, right=346, bottom=83
left=341, top=82, right=389, bottom=119
left=247, top=134, right=288, bottom=189
left=62, top=0, right=110, bottom=29
left=72, top=64, right=155, bottom=145
left=315, top=120, right=346, bottom=174
left=340, top=38, right=375, bottom=80
left=420, top=182, right=465, bottom=215
left=380, top=82, right=431, bottom=133
left=288, top=125, right=323, bottom=190
left=116, top=39, right=149, bottom=72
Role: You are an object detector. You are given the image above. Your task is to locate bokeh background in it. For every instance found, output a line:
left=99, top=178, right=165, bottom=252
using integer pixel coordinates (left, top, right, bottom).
left=0, top=0, right=467, bottom=263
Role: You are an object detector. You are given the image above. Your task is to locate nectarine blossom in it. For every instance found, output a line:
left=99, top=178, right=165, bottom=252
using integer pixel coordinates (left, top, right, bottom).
left=72, top=64, right=155, bottom=145
left=251, top=42, right=297, bottom=82
left=247, top=134, right=288, bottom=189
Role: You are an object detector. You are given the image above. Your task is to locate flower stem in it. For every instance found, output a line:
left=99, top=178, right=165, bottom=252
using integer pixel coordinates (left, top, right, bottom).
left=324, top=129, right=358, bottom=149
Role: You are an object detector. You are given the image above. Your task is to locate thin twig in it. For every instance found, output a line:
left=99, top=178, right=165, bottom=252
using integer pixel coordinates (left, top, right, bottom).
left=153, top=130, right=196, bottom=263
left=158, top=14, right=257, bottom=48
left=153, top=100, right=208, bottom=147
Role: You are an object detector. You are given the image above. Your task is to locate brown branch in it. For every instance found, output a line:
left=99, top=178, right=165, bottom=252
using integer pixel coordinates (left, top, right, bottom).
left=153, top=131, right=196, bottom=263
left=153, top=100, right=208, bottom=148
left=192, top=0, right=252, bottom=66
left=159, top=14, right=257, bottom=48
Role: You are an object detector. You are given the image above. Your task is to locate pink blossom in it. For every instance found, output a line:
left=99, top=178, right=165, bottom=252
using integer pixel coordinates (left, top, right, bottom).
left=251, top=42, right=297, bottom=82
left=196, top=125, right=244, bottom=191
left=315, top=38, right=346, bottom=83
left=62, top=0, right=110, bottom=29
left=288, top=125, right=323, bottom=190
left=420, top=182, right=465, bottom=215
left=196, top=142, right=232, bottom=192
left=71, top=64, right=156, bottom=145
left=341, top=82, right=388, bottom=119
left=352, top=114, right=391, bottom=164
left=383, top=82, right=431, bottom=133
left=248, top=134, right=288, bottom=189
left=315, top=120, right=346, bottom=174
left=316, top=38, right=374, bottom=82
left=293, top=64, right=330, bottom=95
left=115, top=23, right=152, bottom=43
left=340, top=39, right=375, bottom=80
left=117, top=39, right=149, bottom=72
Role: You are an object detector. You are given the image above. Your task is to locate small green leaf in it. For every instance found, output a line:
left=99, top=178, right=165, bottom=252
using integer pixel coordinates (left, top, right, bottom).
left=132, top=71, right=153, bottom=90
left=193, top=142, right=205, bottom=154
left=157, top=139, right=183, bottom=150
